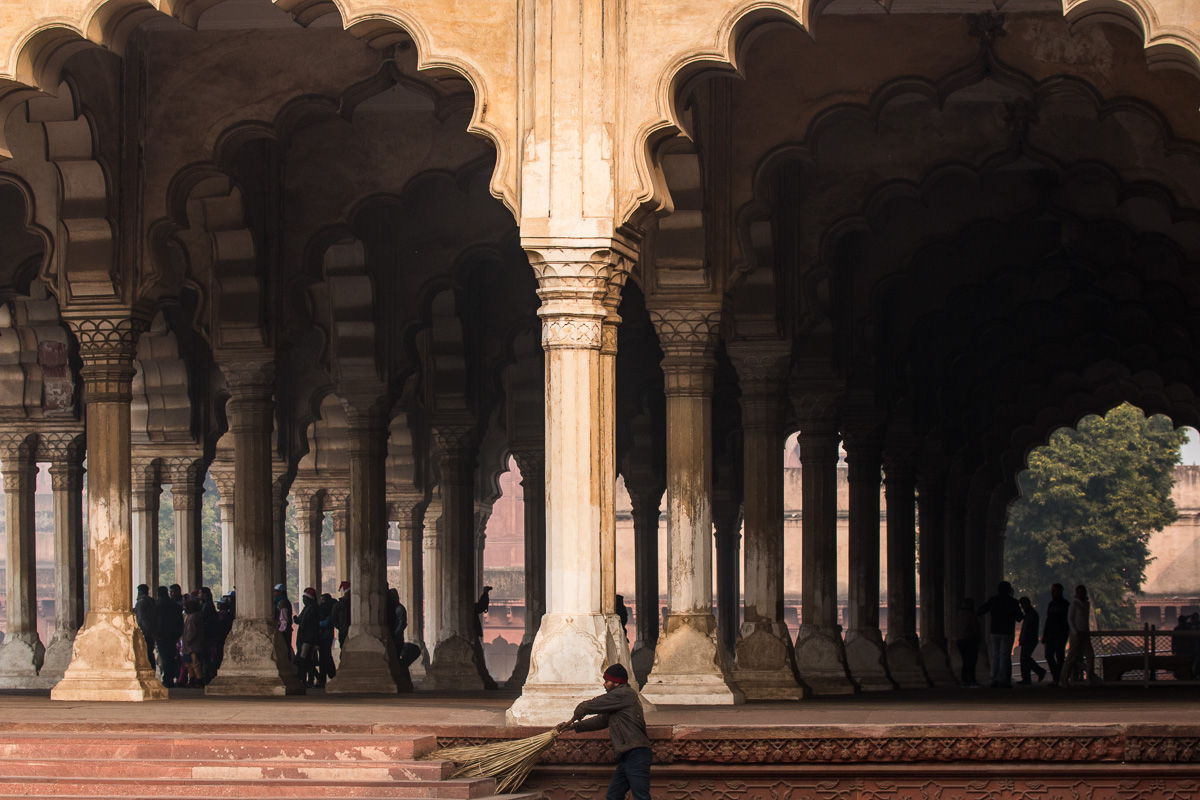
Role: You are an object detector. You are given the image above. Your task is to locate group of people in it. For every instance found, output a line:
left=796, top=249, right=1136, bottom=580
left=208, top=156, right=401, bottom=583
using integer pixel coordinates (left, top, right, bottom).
left=134, top=583, right=235, bottom=688
left=958, top=581, right=1098, bottom=689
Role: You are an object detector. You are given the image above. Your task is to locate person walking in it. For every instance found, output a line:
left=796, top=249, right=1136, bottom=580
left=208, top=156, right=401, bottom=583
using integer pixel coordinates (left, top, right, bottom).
left=1016, top=596, right=1047, bottom=684
left=474, top=585, right=493, bottom=640
left=274, top=583, right=295, bottom=656
left=155, top=585, right=183, bottom=688
left=556, top=664, right=651, bottom=800
left=134, top=584, right=160, bottom=672
left=294, top=587, right=321, bottom=687
left=1061, top=584, right=1098, bottom=686
left=331, top=581, right=351, bottom=649
left=977, top=581, right=1023, bottom=688
left=1042, top=583, right=1070, bottom=687
left=181, top=599, right=207, bottom=688
left=316, top=592, right=338, bottom=686
left=955, top=598, right=983, bottom=687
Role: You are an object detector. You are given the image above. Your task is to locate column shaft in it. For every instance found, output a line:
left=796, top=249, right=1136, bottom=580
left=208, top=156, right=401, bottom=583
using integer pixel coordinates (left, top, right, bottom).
left=53, top=316, right=165, bottom=701
left=883, top=455, right=930, bottom=688
left=918, top=478, right=956, bottom=684
left=296, top=494, right=322, bottom=593
left=41, top=453, right=86, bottom=683
left=628, top=489, right=661, bottom=682
left=841, top=432, right=894, bottom=691
left=130, top=468, right=160, bottom=594
left=713, top=513, right=741, bottom=659
left=422, top=501, right=442, bottom=655
left=792, top=415, right=856, bottom=694
left=205, top=361, right=303, bottom=696
left=328, top=408, right=407, bottom=692
left=0, top=441, right=44, bottom=686
left=172, top=480, right=203, bottom=593
left=507, top=450, right=545, bottom=689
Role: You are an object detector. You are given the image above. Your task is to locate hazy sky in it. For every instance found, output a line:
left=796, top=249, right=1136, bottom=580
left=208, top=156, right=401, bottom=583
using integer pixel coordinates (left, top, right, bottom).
left=1182, top=428, right=1200, bottom=465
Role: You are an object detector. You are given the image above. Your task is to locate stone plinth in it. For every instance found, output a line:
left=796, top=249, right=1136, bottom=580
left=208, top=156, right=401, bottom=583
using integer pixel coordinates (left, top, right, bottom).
left=731, top=621, right=802, bottom=700
left=642, top=615, right=745, bottom=705
left=206, top=619, right=304, bottom=696
left=50, top=611, right=167, bottom=701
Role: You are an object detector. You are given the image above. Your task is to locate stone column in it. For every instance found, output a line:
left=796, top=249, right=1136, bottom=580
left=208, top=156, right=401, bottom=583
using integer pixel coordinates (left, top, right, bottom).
left=942, top=469, right=969, bottom=679
left=168, top=459, right=204, bottom=594
left=328, top=488, right=349, bottom=587
left=327, top=405, right=407, bottom=693
left=0, top=433, right=45, bottom=687
left=474, top=510, right=489, bottom=601
left=210, top=465, right=236, bottom=594
left=422, top=497, right=443, bottom=656
left=791, top=394, right=856, bottom=695
left=508, top=245, right=643, bottom=725
left=627, top=485, right=662, bottom=683
left=424, top=425, right=492, bottom=690
left=295, top=489, right=323, bottom=593
left=841, top=423, right=894, bottom=691
left=130, top=461, right=160, bottom=594
left=507, top=448, right=545, bottom=689
left=393, top=496, right=428, bottom=681
left=206, top=360, right=303, bottom=696
left=730, top=347, right=802, bottom=699
left=642, top=306, right=743, bottom=705
left=882, top=445, right=930, bottom=689
left=53, top=315, right=165, bottom=701
left=918, top=472, right=956, bottom=685
left=271, top=473, right=290, bottom=591
left=598, top=275, right=623, bottom=627
left=41, top=434, right=86, bottom=683
left=713, top=501, right=742, bottom=660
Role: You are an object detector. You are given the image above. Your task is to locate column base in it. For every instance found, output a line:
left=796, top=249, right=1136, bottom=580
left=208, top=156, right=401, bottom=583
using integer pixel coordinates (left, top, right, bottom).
left=642, top=614, right=744, bottom=706
left=205, top=618, right=306, bottom=696
left=885, top=635, right=932, bottom=689
left=843, top=627, right=896, bottom=691
left=421, top=633, right=492, bottom=691
left=0, top=632, right=46, bottom=688
left=36, top=629, right=78, bottom=686
left=630, top=640, right=655, bottom=686
left=920, top=639, right=958, bottom=686
left=505, top=636, right=533, bottom=689
left=732, top=621, right=803, bottom=700
left=326, top=627, right=410, bottom=694
left=50, top=611, right=166, bottom=701
left=794, top=624, right=857, bottom=695
left=508, top=613, right=653, bottom=726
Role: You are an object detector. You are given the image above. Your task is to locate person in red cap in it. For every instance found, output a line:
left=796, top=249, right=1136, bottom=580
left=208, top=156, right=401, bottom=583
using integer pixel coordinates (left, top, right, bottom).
left=556, top=663, right=651, bottom=799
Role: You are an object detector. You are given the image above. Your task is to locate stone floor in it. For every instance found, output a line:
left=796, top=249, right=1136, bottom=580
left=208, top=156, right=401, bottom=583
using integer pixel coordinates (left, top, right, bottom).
left=0, top=684, right=1196, bottom=729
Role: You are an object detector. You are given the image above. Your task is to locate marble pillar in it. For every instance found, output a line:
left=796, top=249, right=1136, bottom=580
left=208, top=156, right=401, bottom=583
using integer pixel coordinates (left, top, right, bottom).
left=327, top=406, right=407, bottom=693
left=41, top=437, right=86, bottom=683
left=271, top=474, right=290, bottom=592
left=130, top=463, right=160, bottom=595
left=170, top=462, right=204, bottom=594
left=508, top=245, right=643, bottom=725
left=206, top=360, right=303, bottom=696
left=918, top=474, right=956, bottom=685
left=507, top=449, right=545, bottom=689
left=841, top=427, right=895, bottom=691
left=643, top=307, right=743, bottom=706
left=731, top=348, right=802, bottom=699
left=422, top=497, right=443, bottom=654
left=713, top=503, right=742, bottom=661
left=295, top=490, right=323, bottom=594
left=53, top=315, right=166, bottom=701
left=943, top=475, right=968, bottom=680
left=627, top=486, right=662, bottom=684
left=0, top=435, right=45, bottom=686
left=211, top=465, right=236, bottom=595
left=791, top=404, right=856, bottom=695
left=393, top=497, right=428, bottom=682
left=882, top=449, right=931, bottom=689
left=424, top=425, right=492, bottom=690
left=329, top=489, right=349, bottom=588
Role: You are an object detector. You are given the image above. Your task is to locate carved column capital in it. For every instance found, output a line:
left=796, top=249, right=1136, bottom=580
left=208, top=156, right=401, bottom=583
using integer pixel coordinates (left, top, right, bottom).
left=650, top=306, right=721, bottom=396
left=510, top=447, right=545, bottom=489
left=65, top=315, right=150, bottom=402
left=731, top=342, right=790, bottom=433
left=0, top=431, right=37, bottom=465
left=431, top=422, right=478, bottom=484
left=527, top=242, right=634, bottom=351
left=38, top=429, right=85, bottom=466
left=324, top=485, right=350, bottom=513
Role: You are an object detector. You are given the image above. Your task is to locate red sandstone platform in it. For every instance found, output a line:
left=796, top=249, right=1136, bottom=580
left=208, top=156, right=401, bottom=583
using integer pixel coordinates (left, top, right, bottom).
left=2, top=687, right=1198, bottom=798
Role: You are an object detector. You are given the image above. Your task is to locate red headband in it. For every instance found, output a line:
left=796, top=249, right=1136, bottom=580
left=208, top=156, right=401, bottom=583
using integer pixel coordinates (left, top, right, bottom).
left=603, top=670, right=628, bottom=684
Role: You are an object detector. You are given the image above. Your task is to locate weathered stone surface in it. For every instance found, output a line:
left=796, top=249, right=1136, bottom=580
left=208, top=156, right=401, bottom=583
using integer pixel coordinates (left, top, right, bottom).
left=206, top=619, right=304, bottom=697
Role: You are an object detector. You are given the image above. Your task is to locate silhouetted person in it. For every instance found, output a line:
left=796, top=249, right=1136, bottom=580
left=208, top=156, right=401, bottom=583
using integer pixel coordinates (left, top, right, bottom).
left=474, top=585, right=493, bottom=640
left=977, top=581, right=1023, bottom=688
left=294, top=588, right=321, bottom=687
left=331, top=581, right=351, bottom=648
left=169, top=583, right=183, bottom=606
left=181, top=599, right=206, bottom=687
left=1042, top=583, right=1070, bottom=686
left=213, top=596, right=234, bottom=672
left=1189, top=613, right=1200, bottom=678
left=1171, top=615, right=1190, bottom=656
left=556, top=664, right=651, bottom=800
left=1017, top=596, right=1046, bottom=684
left=615, top=594, right=629, bottom=639
left=274, top=583, right=294, bottom=656
left=316, top=592, right=337, bottom=686
left=955, top=598, right=983, bottom=687
left=155, top=586, right=183, bottom=688
left=1061, top=584, right=1098, bottom=686
left=134, top=584, right=159, bottom=672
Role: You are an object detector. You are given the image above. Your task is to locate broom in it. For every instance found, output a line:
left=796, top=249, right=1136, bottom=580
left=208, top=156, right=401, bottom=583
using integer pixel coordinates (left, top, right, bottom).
left=425, top=721, right=574, bottom=793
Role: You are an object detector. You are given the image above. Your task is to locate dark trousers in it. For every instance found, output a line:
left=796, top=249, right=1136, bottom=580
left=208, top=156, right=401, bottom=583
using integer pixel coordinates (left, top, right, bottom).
left=317, top=639, right=336, bottom=684
left=606, top=746, right=652, bottom=800
left=155, top=638, right=179, bottom=687
left=956, top=639, right=979, bottom=685
left=1044, top=636, right=1067, bottom=684
left=140, top=631, right=156, bottom=671
left=1019, top=642, right=1046, bottom=682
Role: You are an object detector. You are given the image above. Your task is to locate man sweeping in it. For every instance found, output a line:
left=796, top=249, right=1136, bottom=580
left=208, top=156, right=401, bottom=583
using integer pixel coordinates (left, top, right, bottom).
left=556, top=664, right=652, bottom=800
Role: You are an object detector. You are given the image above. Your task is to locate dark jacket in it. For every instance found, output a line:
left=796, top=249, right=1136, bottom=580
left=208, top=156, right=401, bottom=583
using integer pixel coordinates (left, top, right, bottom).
left=157, top=595, right=184, bottom=643
left=978, top=594, right=1023, bottom=636
left=1043, top=596, right=1070, bottom=641
left=1019, top=607, right=1040, bottom=647
left=317, top=596, right=337, bottom=645
left=573, top=683, right=651, bottom=758
left=331, top=595, right=351, bottom=644
left=134, top=595, right=159, bottom=639
left=296, top=597, right=320, bottom=647
left=182, top=612, right=205, bottom=656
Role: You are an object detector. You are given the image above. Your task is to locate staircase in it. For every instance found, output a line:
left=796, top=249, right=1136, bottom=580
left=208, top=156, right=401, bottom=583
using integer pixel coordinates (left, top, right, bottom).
left=0, top=728, right=540, bottom=799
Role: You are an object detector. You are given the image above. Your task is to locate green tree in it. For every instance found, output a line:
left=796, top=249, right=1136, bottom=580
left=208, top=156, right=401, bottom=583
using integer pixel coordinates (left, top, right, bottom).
left=1004, top=403, right=1184, bottom=628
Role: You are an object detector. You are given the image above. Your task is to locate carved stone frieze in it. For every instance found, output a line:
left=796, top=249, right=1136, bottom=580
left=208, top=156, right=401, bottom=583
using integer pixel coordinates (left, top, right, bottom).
left=541, top=317, right=603, bottom=350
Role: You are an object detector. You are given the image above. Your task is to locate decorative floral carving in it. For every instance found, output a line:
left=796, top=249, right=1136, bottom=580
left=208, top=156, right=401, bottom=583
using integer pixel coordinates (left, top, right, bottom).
left=649, top=308, right=721, bottom=351
left=542, top=317, right=603, bottom=350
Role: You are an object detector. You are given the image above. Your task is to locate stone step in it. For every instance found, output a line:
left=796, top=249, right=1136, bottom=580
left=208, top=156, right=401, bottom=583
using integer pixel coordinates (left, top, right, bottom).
left=0, top=734, right=437, bottom=762
left=0, top=796, right=540, bottom=800
left=0, top=758, right=454, bottom=781
left=0, top=777, right=502, bottom=798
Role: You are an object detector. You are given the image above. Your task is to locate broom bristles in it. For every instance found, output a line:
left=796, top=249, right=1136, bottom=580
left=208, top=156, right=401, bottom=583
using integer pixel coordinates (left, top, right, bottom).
left=424, top=729, right=560, bottom=793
